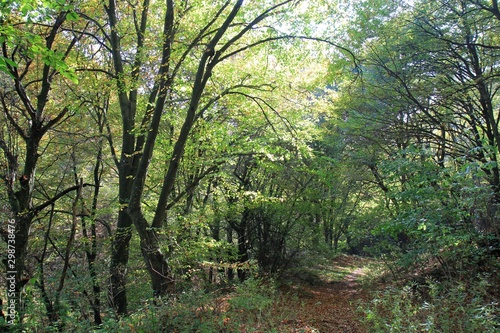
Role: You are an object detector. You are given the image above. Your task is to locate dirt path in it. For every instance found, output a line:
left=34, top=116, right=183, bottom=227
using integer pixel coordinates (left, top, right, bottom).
left=280, top=256, right=370, bottom=333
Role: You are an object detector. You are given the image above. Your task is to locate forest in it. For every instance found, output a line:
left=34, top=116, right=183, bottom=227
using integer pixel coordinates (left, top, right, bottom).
left=0, top=0, right=499, bottom=332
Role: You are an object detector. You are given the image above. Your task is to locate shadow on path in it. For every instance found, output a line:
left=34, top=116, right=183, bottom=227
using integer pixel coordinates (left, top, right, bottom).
left=280, top=256, right=369, bottom=333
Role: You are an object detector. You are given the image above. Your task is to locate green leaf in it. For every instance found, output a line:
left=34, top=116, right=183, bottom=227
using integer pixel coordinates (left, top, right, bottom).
left=66, top=11, right=79, bottom=22
left=3, top=57, right=17, bottom=67
left=0, top=56, right=16, bottom=78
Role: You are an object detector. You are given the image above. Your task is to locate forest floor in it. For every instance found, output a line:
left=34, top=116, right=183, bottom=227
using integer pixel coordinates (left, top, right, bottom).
left=275, top=255, right=378, bottom=333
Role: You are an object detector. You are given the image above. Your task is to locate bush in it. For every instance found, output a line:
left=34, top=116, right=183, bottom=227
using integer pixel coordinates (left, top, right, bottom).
left=81, top=277, right=286, bottom=333
left=358, top=276, right=500, bottom=333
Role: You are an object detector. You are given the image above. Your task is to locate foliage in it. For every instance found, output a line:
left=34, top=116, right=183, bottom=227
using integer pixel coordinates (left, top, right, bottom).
left=64, top=278, right=285, bottom=333
left=359, top=275, right=500, bottom=333
left=1, top=0, right=500, bottom=331
left=325, top=1, right=500, bottom=327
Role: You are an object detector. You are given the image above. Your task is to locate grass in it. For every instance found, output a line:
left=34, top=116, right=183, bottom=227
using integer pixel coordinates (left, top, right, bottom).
left=357, top=276, right=500, bottom=333
left=356, top=254, right=500, bottom=333
left=23, top=254, right=497, bottom=333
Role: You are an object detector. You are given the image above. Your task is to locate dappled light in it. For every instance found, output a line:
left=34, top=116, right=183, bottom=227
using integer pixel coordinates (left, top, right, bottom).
left=1, top=0, right=499, bottom=332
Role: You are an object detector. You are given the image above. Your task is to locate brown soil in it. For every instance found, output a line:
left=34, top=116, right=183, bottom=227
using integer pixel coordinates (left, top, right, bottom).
left=278, top=256, right=371, bottom=333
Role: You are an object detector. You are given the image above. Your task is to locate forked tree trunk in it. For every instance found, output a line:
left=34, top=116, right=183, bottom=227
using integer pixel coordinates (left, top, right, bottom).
left=129, top=210, right=175, bottom=296
left=105, top=0, right=295, bottom=309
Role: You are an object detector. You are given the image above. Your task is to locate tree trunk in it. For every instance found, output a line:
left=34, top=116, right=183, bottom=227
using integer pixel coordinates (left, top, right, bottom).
left=130, top=210, right=174, bottom=296
left=12, top=214, right=32, bottom=321
left=236, top=209, right=250, bottom=282
left=8, top=137, right=40, bottom=323
left=333, top=236, right=339, bottom=252
left=226, top=225, right=234, bottom=281
left=109, top=210, right=132, bottom=314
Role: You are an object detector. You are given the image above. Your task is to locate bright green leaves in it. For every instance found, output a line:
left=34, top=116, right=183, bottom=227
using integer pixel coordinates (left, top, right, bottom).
left=40, top=48, right=79, bottom=83
left=0, top=31, right=78, bottom=83
left=325, top=0, right=500, bottom=261
left=0, top=0, right=80, bottom=80
left=0, top=0, right=40, bottom=20
left=1, top=0, right=78, bottom=22
left=0, top=55, right=17, bottom=77
left=65, top=10, right=79, bottom=22
left=0, top=16, right=19, bottom=75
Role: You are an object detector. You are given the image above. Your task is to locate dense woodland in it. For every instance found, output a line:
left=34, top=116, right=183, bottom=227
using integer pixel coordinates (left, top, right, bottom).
left=0, top=0, right=499, bottom=332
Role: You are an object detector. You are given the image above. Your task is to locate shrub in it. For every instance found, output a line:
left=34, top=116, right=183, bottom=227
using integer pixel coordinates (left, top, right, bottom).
left=358, top=276, right=500, bottom=333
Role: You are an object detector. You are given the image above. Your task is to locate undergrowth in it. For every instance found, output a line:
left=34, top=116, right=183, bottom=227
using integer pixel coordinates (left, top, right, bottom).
left=83, top=278, right=291, bottom=333
left=358, top=266, right=500, bottom=332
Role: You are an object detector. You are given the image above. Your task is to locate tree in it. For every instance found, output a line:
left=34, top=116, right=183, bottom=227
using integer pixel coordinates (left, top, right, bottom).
left=329, top=0, right=500, bottom=266
left=88, top=0, right=325, bottom=313
left=0, top=1, right=88, bottom=324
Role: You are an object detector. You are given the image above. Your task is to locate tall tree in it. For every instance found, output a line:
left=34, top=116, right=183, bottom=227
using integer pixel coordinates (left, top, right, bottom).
left=330, top=0, right=500, bottom=260
left=0, top=1, right=86, bottom=323
left=94, top=0, right=316, bottom=313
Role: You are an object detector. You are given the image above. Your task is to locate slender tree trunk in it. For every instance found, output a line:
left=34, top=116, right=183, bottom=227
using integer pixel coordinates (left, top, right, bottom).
left=83, top=140, right=104, bottom=325
left=237, top=230, right=249, bottom=282
left=36, top=205, right=57, bottom=325
left=226, top=225, right=234, bottom=281
left=209, top=220, right=221, bottom=283
left=235, top=209, right=250, bottom=282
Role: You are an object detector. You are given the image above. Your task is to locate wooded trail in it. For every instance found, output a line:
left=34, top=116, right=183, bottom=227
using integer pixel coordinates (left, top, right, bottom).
left=279, top=256, right=370, bottom=333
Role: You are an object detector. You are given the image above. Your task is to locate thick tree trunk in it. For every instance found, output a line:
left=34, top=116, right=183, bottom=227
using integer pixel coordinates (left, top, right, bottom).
left=333, top=236, right=339, bottom=252
left=130, top=210, right=174, bottom=296
left=140, top=243, right=174, bottom=296
left=108, top=106, right=136, bottom=314
left=6, top=136, right=41, bottom=323
left=12, top=214, right=31, bottom=320
left=324, top=218, right=333, bottom=248
left=109, top=210, right=132, bottom=314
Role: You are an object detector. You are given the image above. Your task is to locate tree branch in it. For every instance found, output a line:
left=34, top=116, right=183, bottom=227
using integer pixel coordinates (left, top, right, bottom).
left=33, top=183, right=94, bottom=214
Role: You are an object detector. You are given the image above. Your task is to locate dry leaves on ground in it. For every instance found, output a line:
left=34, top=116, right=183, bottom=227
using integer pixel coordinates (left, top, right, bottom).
left=277, top=256, right=371, bottom=333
